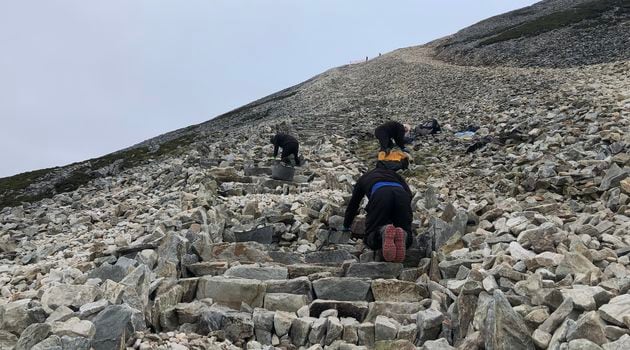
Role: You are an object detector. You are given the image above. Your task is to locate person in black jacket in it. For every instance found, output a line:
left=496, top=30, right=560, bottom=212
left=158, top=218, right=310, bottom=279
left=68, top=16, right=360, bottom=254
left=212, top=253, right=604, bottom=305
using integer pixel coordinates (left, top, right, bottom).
left=343, top=162, right=413, bottom=262
left=374, top=121, right=410, bottom=153
left=271, top=132, right=300, bottom=166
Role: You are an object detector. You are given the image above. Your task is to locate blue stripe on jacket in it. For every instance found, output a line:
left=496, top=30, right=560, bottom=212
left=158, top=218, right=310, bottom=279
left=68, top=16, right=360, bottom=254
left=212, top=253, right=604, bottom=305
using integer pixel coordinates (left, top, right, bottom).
left=370, top=181, right=403, bottom=197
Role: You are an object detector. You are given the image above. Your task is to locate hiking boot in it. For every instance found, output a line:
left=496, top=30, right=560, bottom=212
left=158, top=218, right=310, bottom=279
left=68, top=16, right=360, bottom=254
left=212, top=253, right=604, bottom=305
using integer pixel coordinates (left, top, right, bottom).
left=393, top=227, right=407, bottom=263
left=381, top=224, right=397, bottom=262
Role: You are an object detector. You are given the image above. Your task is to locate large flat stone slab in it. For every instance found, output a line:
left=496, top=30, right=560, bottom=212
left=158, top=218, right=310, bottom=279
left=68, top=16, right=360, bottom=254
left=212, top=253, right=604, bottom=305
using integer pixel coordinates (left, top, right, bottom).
left=224, top=264, right=288, bottom=280
left=234, top=226, right=274, bottom=244
left=186, top=261, right=228, bottom=277
left=41, top=285, right=100, bottom=311
left=266, top=277, right=313, bottom=297
left=371, top=279, right=428, bottom=302
left=269, top=251, right=304, bottom=265
left=288, top=264, right=343, bottom=279
left=312, top=277, right=371, bottom=301
left=264, top=293, right=308, bottom=313
left=197, top=276, right=266, bottom=308
left=305, top=250, right=356, bottom=264
left=345, top=262, right=403, bottom=279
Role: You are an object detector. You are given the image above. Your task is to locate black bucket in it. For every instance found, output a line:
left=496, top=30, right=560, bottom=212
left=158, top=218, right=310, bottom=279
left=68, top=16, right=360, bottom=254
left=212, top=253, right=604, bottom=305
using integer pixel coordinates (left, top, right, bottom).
left=271, top=163, right=295, bottom=181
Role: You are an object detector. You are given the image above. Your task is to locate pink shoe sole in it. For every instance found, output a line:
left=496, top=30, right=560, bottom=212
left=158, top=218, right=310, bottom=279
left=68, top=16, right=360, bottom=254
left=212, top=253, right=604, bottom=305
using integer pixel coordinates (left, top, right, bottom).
left=382, top=224, right=397, bottom=262
left=394, top=227, right=406, bottom=263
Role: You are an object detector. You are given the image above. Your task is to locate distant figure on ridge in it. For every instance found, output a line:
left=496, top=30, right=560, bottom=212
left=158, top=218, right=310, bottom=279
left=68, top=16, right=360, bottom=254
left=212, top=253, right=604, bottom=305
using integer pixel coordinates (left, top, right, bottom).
left=374, top=121, right=410, bottom=153
left=271, top=132, right=301, bottom=166
left=343, top=161, right=413, bottom=263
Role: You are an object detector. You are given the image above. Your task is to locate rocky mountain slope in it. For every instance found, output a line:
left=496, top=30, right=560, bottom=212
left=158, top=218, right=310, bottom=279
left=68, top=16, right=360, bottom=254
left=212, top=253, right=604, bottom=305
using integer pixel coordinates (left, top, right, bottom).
left=432, top=0, right=630, bottom=67
left=1, top=0, right=630, bottom=349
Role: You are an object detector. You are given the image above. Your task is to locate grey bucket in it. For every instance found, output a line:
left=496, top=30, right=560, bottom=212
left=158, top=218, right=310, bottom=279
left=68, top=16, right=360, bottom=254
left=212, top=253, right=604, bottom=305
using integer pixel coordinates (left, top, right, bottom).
left=271, top=163, right=295, bottom=181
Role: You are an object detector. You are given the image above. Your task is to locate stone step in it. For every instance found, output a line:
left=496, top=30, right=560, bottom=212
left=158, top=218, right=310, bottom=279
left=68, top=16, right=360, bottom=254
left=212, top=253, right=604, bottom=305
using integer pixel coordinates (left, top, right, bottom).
left=243, top=166, right=272, bottom=176
left=287, top=264, right=344, bottom=279
left=196, top=242, right=273, bottom=264
left=191, top=274, right=430, bottom=312
left=269, top=251, right=304, bottom=265
left=313, top=277, right=372, bottom=301
left=197, top=276, right=267, bottom=309
left=266, top=277, right=313, bottom=297
left=344, top=262, right=404, bottom=279
left=224, top=265, right=288, bottom=280
left=304, top=250, right=358, bottom=264
left=234, top=226, right=274, bottom=245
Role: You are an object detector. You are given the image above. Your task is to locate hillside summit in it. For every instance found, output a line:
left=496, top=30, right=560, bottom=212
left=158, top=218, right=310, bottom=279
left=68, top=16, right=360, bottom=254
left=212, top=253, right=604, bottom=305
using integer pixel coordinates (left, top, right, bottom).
left=1, top=0, right=630, bottom=349
left=432, top=0, right=630, bottom=67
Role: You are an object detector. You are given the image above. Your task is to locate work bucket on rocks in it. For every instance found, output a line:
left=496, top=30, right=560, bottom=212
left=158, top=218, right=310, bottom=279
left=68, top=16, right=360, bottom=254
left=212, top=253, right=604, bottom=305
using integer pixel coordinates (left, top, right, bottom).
left=271, top=162, right=295, bottom=181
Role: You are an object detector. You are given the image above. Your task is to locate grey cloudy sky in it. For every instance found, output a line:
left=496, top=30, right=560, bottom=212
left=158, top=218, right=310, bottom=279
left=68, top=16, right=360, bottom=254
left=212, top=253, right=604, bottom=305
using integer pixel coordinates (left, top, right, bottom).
left=0, top=0, right=539, bottom=178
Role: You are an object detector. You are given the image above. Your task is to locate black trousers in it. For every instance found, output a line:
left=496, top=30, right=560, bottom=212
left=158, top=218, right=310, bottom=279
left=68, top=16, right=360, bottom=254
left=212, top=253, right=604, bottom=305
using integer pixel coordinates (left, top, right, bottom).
left=280, top=142, right=300, bottom=166
left=364, top=186, right=413, bottom=250
left=374, top=127, right=395, bottom=151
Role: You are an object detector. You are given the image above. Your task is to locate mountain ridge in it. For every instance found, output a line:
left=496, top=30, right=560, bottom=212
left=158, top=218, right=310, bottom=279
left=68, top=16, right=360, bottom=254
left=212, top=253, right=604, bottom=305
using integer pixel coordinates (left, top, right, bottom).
left=432, top=0, right=630, bottom=67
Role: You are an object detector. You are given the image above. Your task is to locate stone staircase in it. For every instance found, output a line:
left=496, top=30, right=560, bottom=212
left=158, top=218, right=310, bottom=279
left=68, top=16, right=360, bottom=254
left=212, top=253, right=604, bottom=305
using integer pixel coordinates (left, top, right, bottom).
left=141, top=238, right=435, bottom=349
left=161, top=168, right=430, bottom=348
left=141, top=130, right=433, bottom=348
left=71, top=128, right=434, bottom=350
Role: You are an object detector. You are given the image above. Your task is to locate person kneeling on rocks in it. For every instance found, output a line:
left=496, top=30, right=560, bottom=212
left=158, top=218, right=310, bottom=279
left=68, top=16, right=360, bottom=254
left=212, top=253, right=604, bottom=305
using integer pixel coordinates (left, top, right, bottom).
left=374, top=121, right=411, bottom=154
left=342, top=161, right=413, bottom=263
left=271, top=132, right=301, bottom=166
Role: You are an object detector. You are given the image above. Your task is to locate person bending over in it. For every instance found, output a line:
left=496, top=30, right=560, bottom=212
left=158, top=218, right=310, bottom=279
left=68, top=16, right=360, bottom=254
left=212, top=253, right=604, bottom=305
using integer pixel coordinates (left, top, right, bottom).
left=343, top=162, right=413, bottom=262
left=374, top=121, right=411, bottom=153
left=271, top=132, right=300, bottom=166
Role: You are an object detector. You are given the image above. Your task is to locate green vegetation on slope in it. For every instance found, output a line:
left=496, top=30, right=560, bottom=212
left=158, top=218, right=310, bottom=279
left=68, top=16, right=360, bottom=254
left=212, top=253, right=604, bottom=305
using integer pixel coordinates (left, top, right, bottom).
left=0, top=134, right=197, bottom=208
left=480, top=0, right=630, bottom=46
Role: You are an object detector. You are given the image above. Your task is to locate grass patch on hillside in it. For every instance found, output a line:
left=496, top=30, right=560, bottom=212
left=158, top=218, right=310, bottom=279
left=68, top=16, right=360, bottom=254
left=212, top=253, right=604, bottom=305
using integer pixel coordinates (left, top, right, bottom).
left=0, top=134, right=197, bottom=208
left=53, top=171, right=93, bottom=193
left=0, top=168, right=53, bottom=195
left=479, top=0, right=629, bottom=46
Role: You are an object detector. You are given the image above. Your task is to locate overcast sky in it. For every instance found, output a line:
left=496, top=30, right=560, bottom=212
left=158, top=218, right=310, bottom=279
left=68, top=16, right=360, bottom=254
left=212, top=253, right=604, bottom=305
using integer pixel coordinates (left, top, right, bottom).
left=0, top=0, right=539, bottom=178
